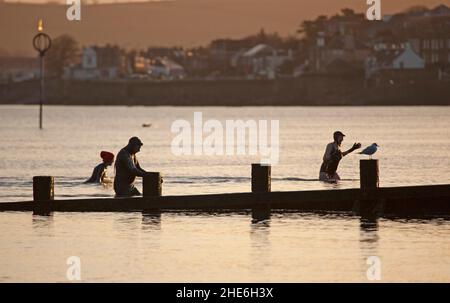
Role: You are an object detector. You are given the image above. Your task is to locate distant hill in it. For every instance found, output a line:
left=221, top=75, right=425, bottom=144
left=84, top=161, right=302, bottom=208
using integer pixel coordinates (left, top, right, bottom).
left=1, top=0, right=448, bottom=56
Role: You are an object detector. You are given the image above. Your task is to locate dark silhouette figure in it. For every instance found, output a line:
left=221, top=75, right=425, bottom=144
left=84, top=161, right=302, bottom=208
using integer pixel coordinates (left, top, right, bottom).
left=85, top=151, right=114, bottom=184
left=114, top=137, right=147, bottom=197
left=319, top=131, right=361, bottom=181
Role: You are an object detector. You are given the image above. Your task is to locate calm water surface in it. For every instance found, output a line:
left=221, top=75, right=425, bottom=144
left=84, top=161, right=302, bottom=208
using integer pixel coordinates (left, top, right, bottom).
left=0, top=106, right=449, bottom=282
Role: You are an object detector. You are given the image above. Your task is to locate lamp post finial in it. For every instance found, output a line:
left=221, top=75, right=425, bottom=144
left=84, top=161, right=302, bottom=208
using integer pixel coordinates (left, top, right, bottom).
left=38, top=19, right=43, bottom=32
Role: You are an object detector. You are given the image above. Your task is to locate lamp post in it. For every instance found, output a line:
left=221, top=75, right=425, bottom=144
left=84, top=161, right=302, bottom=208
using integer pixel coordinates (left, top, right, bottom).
left=32, top=19, right=51, bottom=129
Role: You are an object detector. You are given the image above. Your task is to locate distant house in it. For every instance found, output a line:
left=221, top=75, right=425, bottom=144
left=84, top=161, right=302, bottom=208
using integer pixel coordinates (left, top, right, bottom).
left=145, top=47, right=185, bottom=62
left=425, top=4, right=450, bottom=17
left=0, top=57, right=39, bottom=83
left=368, top=4, right=450, bottom=69
left=68, top=47, right=99, bottom=80
left=128, top=54, right=149, bottom=75
left=210, top=39, right=248, bottom=67
left=324, top=10, right=368, bottom=37
left=182, top=49, right=211, bottom=77
left=365, top=43, right=426, bottom=81
left=234, top=44, right=293, bottom=79
left=320, top=34, right=371, bottom=73
left=147, top=57, right=186, bottom=80
left=68, top=45, right=125, bottom=80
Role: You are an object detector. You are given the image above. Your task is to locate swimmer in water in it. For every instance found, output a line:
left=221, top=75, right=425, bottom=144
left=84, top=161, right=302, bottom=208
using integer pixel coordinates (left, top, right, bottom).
left=319, top=131, right=361, bottom=182
left=85, top=151, right=115, bottom=184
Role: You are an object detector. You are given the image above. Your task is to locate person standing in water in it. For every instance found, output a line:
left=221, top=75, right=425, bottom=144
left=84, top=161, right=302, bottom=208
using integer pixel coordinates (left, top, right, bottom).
left=114, top=136, right=147, bottom=197
left=85, top=151, right=115, bottom=184
left=319, top=131, right=361, bottom=181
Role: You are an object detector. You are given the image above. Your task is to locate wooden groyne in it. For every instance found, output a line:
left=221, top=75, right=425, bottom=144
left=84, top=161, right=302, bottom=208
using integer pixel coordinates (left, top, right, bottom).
left=0, top=160, right=449, bottom=218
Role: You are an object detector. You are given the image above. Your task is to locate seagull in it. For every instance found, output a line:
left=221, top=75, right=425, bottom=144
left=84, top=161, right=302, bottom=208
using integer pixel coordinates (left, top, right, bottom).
left=359, top=143, right=379, bottom=159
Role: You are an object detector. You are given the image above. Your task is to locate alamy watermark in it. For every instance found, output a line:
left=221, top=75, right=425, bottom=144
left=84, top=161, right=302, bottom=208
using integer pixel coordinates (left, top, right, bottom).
left=171, top=112, right=280, bottom=165
left=66, top=0, right=81, bottom=21
left=66, top=256, right=81, bottom=281
left=366, top=256, right=381, bottom=281
left=366, top=0, right=382, bottom=21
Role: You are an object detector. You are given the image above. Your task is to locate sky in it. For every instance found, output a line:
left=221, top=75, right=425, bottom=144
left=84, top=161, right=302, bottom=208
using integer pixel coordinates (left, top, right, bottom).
left=1, top=0, right=449, bottom=55
left=3, top=0, right=449, bottom=7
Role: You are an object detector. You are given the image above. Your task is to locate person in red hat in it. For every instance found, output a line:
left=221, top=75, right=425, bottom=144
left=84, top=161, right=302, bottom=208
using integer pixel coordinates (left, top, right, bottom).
left=85, top=151, right=115, bottom=184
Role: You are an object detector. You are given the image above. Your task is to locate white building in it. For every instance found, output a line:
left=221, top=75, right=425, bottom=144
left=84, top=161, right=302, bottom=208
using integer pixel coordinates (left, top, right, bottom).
left=235, top=44, right=293, bottom=79
left=365, top=43, right=425, bottom=79
left=391, top=44, right=425, bottom=69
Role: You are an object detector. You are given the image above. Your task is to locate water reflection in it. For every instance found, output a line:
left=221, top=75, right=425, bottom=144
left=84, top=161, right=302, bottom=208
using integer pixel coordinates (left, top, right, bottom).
left=249, top=217, right=271, bottom=275
left=251, top=206, right=271, bottom=223
left=141, top=212, right=162, bottom=230
left=359, top=217, right=379, bottom=245
left=359, top=217, right=380, bottom=277
left=113, top=213, right=142, bottom=233
left=31, top=213, right=53, bottom=228
left=250, top=216, right=271, bottom=244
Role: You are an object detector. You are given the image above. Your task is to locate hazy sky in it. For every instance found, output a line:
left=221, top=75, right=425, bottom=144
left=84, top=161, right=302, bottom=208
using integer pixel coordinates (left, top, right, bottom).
left=3, top=0, right=450, bottom=8
left=2, top=0, right=449, bottom=55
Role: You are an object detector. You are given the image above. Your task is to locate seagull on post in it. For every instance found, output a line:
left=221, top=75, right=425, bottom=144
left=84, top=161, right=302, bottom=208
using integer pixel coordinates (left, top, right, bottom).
left=359, top=143, right=379, bottom=159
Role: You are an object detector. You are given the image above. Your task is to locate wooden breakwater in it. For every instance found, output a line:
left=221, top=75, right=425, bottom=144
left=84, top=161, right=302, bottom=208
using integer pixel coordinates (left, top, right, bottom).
left=0, top=160, right=449, bottom=219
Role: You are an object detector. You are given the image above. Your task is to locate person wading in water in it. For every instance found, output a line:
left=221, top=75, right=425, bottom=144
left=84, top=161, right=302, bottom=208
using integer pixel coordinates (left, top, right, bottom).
left=85, top=151, right=114, bottom=184
left=114, top=137, right=147, bottom=197
left=319, top=131, right=361, bottom=182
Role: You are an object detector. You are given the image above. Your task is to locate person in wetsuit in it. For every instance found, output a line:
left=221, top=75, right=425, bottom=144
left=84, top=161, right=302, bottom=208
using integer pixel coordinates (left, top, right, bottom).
left=85, top=151, right=115, bottom=184
left=114, top=137, right=147, bottom=197
left=319, top=131, right=361, bottom=181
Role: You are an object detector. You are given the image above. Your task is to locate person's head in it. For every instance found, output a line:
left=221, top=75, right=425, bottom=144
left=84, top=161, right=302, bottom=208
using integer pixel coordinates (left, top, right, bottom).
left=100, top=151, right=114, bottom=166
left=127, top=136, right=144, bottom=154
left=333, top=131, right=345, bottom=145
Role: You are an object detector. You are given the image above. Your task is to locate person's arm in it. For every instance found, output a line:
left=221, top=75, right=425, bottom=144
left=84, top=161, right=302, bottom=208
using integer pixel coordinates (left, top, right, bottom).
left=124, top=155, right=145, bottom=177
left=100, top=168, right=112, bottom=184
left=342, top=143, right=361, bottom=157
left=323, top=144, right=333, bottom=162
left=100, top=170, right=106, bottom=184
left=135, top=158, right=147, bottom=174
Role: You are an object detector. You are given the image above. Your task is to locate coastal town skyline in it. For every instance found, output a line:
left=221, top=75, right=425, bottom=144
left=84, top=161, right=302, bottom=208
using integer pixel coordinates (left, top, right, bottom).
left=1, top=3, right=449, bottom=106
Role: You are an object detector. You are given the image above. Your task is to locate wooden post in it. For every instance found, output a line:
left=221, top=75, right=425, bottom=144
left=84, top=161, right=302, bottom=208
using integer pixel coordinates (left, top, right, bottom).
left=143, top=172, right=162, bottom=197
left=252, top=163, right=271, bottom=193
left=360, top=159, right=379, bottom=189
left=33, top=176, right=54, bottom=201
left=33, top=176, right=54, bottom=214
left=252, top=203, right=271, bottom=222
left=356, top=160, right=383, bottom=218
left=251, top=164, right=271, bottom=221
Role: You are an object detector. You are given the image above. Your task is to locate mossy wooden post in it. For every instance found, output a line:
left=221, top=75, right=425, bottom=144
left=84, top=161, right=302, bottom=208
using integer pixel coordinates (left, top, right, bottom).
left=33, top=176, right=54, bottom=215
left=143, top=172, right=162, bottom=197
left=251, top=164, right=271, bottom=221
left=356, top=160, right=383, bottom=217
